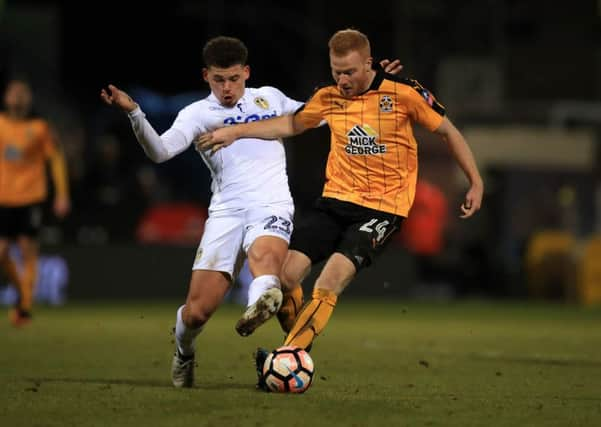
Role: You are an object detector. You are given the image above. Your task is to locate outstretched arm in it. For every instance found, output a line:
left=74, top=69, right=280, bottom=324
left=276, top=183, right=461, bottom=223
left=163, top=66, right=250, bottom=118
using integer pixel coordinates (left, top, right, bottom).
left=100, top=84, right=188, bottom=163
left=434, top=117, right=483, bottom=218
left=197, top=114, right=308, bottom=153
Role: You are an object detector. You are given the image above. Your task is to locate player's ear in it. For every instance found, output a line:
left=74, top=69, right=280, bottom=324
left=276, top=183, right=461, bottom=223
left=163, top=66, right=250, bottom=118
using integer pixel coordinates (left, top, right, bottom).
left=243, top=65, right=250, bottom=80
left=366, top=57, right=373, bottom=71
left=202, top=68, right=209, bottom=82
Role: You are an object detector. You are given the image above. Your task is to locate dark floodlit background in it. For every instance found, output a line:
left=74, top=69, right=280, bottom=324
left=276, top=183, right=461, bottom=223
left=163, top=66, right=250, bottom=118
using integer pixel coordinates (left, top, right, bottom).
left=1, top=0, right=600, bottom=303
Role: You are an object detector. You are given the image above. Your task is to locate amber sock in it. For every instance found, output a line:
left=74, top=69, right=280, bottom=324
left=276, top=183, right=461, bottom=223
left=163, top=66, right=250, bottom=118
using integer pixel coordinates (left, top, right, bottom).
left=284, top=288, right=337, bottom=349
left=277, top=285, right=304, bottom=333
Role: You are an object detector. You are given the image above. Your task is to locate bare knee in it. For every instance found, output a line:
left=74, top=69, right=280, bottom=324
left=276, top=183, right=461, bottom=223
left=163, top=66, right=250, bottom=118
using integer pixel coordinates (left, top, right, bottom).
left=183, top=300, right=214, bottom=329
left=280, top=267, right=299, bottom=290
left=183, top=270, right=231, bottom=328
left=280, top=250, right=311, bottom=290
left=247, top=236, right=288, bottom=276
left=248, top=250, right=282, bottom=273
left=314, top=253, right=356, bottom=295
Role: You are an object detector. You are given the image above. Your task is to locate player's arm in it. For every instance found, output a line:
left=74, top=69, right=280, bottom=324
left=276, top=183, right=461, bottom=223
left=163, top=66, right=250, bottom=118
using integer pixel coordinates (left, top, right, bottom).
left=100, top=84, right=189, bottom=163
left=197, top=114, right=309, bottom=153
left=48, top=139, right=70, bottom=219
left=434, top=117, right=483, bottom=218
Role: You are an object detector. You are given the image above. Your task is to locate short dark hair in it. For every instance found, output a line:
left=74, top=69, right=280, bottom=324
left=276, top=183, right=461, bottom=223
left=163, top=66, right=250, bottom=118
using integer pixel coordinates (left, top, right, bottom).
left=202, top=36, right=248, bottom=68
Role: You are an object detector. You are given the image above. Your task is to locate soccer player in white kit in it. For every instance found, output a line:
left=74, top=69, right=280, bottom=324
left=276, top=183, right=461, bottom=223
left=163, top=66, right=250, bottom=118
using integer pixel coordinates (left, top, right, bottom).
left=101, top=36, right=403, bottom=388
left=101, top=36, right=302, bottom=388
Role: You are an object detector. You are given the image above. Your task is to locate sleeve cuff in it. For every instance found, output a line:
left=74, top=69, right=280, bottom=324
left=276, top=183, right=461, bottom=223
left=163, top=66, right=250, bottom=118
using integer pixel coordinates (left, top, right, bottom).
left=127, top=105, right=144, bottom=119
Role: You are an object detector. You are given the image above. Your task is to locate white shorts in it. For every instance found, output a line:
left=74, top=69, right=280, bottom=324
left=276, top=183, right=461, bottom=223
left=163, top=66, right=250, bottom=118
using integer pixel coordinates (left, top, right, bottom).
left=192, top=203, right=294, bottom=279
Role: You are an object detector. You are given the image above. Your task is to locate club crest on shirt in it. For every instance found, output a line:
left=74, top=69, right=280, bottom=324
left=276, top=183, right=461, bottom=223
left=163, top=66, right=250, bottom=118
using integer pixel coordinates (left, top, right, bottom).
left=379, top=95, right=393, bottom=112
left=194, top=247, right=203, bottom=263
left=254, top=97, right=269, bottom=109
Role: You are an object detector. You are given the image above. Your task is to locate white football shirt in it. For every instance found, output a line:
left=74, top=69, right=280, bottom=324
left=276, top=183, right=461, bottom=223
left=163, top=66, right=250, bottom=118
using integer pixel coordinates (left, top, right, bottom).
left=130, top=86, right=303, bottom=210
left=173, top=87, right=302, bottom=209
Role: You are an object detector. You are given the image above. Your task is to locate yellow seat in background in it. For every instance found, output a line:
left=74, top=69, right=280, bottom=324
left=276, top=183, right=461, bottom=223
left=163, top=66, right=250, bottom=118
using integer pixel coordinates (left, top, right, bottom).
left=524, top=230, right=576, bottom=300
left=578, top=235, right=601, bottom=306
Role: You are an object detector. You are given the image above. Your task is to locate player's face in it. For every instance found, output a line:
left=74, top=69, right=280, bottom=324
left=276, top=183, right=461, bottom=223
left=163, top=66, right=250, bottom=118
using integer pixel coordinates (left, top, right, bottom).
left=203, top=64, right=250, bottom=108
left=330, top=50, right=374, bottom=98
left=4, top=81, right=32, bottom=117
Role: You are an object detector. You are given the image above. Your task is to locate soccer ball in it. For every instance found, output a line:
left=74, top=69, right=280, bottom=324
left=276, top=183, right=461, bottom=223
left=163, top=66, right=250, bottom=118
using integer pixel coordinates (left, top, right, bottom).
left=262, top=345, right=314, bottom=393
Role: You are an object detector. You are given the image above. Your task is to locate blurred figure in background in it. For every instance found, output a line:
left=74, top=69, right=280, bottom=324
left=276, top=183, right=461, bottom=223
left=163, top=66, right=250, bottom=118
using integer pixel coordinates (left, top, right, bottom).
left=0, top=78, right=70, bottom=326
left=81, top=132, right=141, bottom=242
left=398, top=179, right=451, bottom=295
left=135, top=200, right=207, bottom=246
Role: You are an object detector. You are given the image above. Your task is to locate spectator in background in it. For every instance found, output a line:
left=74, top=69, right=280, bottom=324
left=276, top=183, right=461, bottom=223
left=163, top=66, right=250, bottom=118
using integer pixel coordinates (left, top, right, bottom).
left=135, top=164, right=171, bottom=207
left=398, top=179, right=450, bottom=292
left=81, top=133, right=151, bottom=243
left=0, top=78, right=70, bottom=326
left=83, top=133, right=128, bottom=240
left=136, top=201, right=207, bottom=246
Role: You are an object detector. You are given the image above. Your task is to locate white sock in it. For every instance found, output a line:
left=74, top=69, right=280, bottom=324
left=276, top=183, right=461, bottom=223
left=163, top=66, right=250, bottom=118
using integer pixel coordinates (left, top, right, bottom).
left=247, top=274, right=280, bottom=307
left=175, top=305, right=202, bottom=356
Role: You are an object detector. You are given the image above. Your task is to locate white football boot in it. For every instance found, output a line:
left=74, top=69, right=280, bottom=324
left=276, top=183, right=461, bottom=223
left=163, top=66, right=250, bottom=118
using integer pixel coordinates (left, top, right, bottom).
left=171, top=349, right=195, bottom=388
left=235, top=287, right=283, bottom=337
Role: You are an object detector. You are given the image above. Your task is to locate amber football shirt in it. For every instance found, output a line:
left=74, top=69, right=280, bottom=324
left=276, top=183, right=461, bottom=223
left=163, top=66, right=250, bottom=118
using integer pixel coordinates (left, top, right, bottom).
left=0, top=113, right=57, bottom=205
left=295, top=71, right=445, bottom=217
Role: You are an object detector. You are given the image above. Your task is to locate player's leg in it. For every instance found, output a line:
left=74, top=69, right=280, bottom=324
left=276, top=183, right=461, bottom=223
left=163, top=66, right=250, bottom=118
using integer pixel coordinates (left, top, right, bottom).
left=252, top=249, right=313, bottom=390
left=253, top=200, right=342, bottom=389
left=254, top=252, right=347, bottom=391
left=235, top=205, right=294, bottom=336
left=0, top=207, right=27, bottom=326
left=8, top=205, right=42, bottom=325
left=15, top=235, right=38, bottom=318
left=172, top=209, right=243, bottom=387
left=0, top=238, right=19, bottom=288
left=275, top=201, right=341, bottom=334
left=277, top=250, right=312, bottom=333
left=283, top=253, right=353, bottom=349
left=0, top=246, right=20, bottom=286
left=178, top=269, right=232, bottom=350
left=1, top=238, right=25, bottom=325
left=284, top=200, right=403, bottom=350
left=172, top=269, right=231, bottom=388
left=235, top=235, right=288, bottom=336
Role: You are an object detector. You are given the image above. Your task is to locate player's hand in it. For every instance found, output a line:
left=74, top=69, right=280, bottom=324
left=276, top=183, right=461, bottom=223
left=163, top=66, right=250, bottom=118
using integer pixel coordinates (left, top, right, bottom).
left=100, top=84, right=138, bottom=113
left=53, top=196, right=71, bottom=219
left=459, top=182, right=483, bottom=219
left=196, top=128, right=236, bottom=154
left=380, top=59, right=403, bottom=75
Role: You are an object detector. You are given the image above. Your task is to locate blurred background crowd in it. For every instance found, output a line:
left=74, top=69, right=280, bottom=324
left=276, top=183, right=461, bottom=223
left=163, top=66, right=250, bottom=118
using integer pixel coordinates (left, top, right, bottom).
left=1, top=0, right=600, bottom=303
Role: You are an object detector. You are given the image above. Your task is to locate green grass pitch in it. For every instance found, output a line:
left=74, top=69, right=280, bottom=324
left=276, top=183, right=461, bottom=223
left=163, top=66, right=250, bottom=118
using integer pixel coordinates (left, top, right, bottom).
left=1, top=300, right=600, bottom=426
